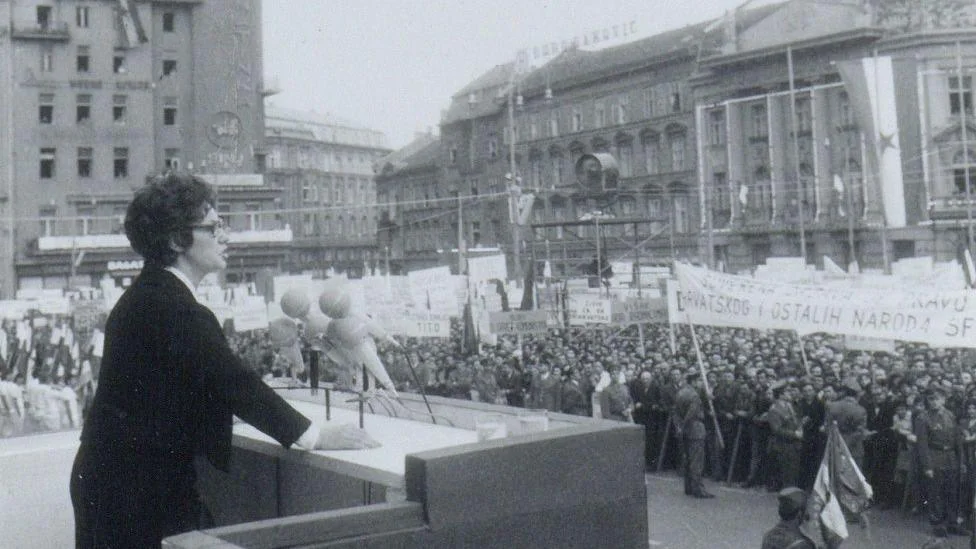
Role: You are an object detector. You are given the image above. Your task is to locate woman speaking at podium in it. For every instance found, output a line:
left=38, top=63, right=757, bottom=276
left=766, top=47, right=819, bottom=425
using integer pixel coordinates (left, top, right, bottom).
left=70, top=173, right=378, bottom=548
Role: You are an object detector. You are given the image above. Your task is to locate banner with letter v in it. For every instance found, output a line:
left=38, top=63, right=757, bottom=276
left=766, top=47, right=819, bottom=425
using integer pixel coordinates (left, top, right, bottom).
left=669, top=262, right=976, bottom=348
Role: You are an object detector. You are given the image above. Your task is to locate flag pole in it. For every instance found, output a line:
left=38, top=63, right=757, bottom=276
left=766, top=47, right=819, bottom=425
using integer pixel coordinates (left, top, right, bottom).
left=685, top=313, right=724, bottom=450
left=787, top=45, right=808, bottom=261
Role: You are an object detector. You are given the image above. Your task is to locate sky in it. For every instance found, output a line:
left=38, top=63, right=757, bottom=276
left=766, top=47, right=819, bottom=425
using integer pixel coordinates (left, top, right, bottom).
left=262, top=0, right=759, bottom=150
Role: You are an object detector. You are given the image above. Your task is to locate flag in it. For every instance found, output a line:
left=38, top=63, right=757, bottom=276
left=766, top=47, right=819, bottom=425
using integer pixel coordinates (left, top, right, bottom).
left=516, top=192, right=536, bottom=225
left=803, top=421, right=873, bottom=548
left=959, top=244, right=976, bottom=289
left=823, top=255, right=846, bottom=275
left=835, top=56, right=906, bottom=228
left=117, top=0, right=148, bottom=48
left=461, top=300, right=478, bottom=357
left=519, top=261, right=535, bottom=311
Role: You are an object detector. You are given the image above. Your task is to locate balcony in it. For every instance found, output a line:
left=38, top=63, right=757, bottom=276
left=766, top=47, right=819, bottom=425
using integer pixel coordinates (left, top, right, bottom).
left=12, top=21, right=70, bottom=41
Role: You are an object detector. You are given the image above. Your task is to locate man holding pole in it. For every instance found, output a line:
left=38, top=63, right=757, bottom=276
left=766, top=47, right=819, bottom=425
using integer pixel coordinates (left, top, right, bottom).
left=673, top=371, right=715, bottom=498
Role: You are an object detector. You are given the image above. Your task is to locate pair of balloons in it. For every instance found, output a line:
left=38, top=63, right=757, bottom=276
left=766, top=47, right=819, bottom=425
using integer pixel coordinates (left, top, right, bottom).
left=274, top=279, right=398, bottom=396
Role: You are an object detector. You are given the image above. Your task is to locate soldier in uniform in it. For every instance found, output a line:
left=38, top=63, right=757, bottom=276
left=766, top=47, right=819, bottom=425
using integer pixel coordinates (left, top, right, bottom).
left=761, top=487, right=816, bottom=549
left=766, top=383, right=804, bottom=492
left=916, top=386, right=969, bottom=538
left=673, top=371, right=715, bottom=498
left=825, top=380, right=868, bottom=468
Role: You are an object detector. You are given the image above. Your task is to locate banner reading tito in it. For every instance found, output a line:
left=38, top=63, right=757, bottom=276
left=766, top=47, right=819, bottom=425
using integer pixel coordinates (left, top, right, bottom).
left=670, top=263, right=976, bottom=348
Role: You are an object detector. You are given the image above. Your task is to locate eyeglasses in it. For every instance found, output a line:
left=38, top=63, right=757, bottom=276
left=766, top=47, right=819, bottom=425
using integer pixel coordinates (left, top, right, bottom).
left=189, top=218, right=227, bottom=236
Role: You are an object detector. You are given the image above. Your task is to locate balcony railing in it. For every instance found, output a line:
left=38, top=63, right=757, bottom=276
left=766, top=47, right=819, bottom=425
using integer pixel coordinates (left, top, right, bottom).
left=12, top=21, right=70, bottom=41
left=930, top=194, right=976, bottom=219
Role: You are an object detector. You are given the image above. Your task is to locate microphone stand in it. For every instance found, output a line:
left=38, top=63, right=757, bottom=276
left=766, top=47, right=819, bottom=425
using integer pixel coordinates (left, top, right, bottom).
left=398, top=345, right=437, bottom=425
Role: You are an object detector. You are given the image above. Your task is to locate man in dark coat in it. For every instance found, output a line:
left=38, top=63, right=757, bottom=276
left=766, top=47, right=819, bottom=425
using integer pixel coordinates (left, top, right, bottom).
left=70, top=174, right=378, bottom=548
left=630, top=369, right=658, bottom=470
left=673, top=371, right=714, bottom=498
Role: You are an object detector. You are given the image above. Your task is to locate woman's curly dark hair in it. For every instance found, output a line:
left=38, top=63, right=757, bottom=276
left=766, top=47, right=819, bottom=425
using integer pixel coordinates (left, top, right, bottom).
left=124, top=173, right=216, bottom=267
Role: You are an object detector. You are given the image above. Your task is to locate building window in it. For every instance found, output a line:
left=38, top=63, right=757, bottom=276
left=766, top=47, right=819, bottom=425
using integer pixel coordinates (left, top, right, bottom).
left=708, top=109, right=725, bottom=146
left=617, top=142, right=633, bottom=177
left=838, top=91, right=853, bottom=126
left=76, top=205, right=94, bottom=236
left=950, top=75, right=973, bottom=115
left=39, top=206, right=57, bottom=237
left=76, top=94, right=92, bottom=124
left=615, top=98, right=628, bottom=125
left=113, top=55, right=126, bottom=74
left=669, top=83, right=682, bottom=113
left=795, top=96, right=812, bottom=133
left=162, top=59, right=177, bottom=77
left=38, top=93, right=54, bottom=124
left=36, top=5, right=52, bottom=28
left=449, top=146, right=457, bottom=164
left=40, top=148, right=56, bottom=179
left=113, top=95, right=127, bottom=123
left=643, top=88, right=655, bottom=118
left=572, top=109, right=582, bottom=132
left=673, top=193, right=690, bottom=233
left=40, top=47, right=54, bottom=72
left=245, top=204, right=262, bottom=230
left=669, top=134, right=685, bottom=171
left=113, top=147, right=129, bottom=178
left=76, top=46, right=90, bottom=73
left=488, top=138, right=498, bottom=160
left=550, top=155, right=563, bottom=188
left=750, top=103, right=768, bottom=139
left=595, top=100, right=606, bottom=128
left=163, top=97, right=177, bottom=125
left=76, top=6, right=90, bottom=28
left=77, top=147, right=93, bottom=177
left=164, top=148, right=181, bottom=171
left=162, top=11, right=175, bottom=32
left=642, top=135, right=658, bottom=174
left=529, top=116, right=539, bottom=140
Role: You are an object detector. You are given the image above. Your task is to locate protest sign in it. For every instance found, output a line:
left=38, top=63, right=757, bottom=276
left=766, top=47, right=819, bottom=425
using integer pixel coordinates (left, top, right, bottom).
left=611, top=297, right=667, bottom=325
left=670, top=262, right=976, bottom=348
left=488, top=310, right=549, bottom=334
left=568, top=296, right=612, bottom=325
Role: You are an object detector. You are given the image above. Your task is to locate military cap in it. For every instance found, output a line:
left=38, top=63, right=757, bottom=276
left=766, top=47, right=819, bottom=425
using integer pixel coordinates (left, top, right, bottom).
left=777, top=487, right=806, bottom=518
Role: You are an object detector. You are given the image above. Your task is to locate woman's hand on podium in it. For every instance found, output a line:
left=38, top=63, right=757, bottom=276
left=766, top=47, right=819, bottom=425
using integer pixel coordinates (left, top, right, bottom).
left=313, top=423, right=381, bottom=450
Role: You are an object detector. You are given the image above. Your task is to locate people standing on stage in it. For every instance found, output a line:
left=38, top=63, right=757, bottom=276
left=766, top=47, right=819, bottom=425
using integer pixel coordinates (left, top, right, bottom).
left=69, top=174, right=379, bottom=549
left=673, top=371, right=714, bottom=498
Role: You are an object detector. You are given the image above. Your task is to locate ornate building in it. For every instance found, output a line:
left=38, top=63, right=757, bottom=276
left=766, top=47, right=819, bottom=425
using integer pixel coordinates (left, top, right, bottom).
left=263, top=106, right=389, bottom=277
left=0, top=0, right=282, bottom=295
left=693, top=0, right=976, bottom=273
left=374, top=131, right=442, bottom=274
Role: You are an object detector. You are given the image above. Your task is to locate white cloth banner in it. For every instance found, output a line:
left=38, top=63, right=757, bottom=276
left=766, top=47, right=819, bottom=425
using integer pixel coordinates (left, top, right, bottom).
left=670, top=262, right=976, bottom=348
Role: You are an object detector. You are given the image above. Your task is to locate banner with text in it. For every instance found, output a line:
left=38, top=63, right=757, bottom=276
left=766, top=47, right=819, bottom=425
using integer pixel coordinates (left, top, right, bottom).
left=488, top=310, right=549, bottom=334
left=670, top=263, right=976, bottom=348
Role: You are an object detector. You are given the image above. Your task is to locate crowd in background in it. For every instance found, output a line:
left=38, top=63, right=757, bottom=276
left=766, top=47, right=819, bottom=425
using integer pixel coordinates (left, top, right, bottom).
left=5, top=311, right=976, bottom=537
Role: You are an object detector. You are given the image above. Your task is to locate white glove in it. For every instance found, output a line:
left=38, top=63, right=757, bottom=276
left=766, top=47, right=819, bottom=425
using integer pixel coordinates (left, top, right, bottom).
left=313, top=423, right=381, bottom=450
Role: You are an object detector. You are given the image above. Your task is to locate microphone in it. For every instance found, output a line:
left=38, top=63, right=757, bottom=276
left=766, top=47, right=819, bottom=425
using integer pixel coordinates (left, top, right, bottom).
left=268, top=317, right=305, bottom=375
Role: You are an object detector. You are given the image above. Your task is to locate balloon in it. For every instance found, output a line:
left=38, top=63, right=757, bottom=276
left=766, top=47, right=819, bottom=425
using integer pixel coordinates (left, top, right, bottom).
left=318, top=278, right=351, bottom=319
left=303, top=311, right=331, bottom=338
left=280, top=288, right=311, bottom=319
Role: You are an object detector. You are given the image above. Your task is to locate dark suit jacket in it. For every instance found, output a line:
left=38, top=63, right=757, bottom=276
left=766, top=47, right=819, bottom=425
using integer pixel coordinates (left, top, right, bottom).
left=71, top=267, right=311, bottom=547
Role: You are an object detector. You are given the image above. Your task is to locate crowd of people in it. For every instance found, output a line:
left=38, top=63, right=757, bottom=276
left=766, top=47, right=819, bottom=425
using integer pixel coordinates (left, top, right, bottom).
left=5, top=309, right=976, bottom=540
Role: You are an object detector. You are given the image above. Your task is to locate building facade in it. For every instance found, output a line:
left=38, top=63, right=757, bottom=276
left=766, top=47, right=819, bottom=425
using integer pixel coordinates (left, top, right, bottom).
left=693, top=0, right=976, bottom=274
left=0, top=0, right=285, bottom=296
left=263, top=106, right=389, bottom=277
left=374, top=132, right=443, bottom=274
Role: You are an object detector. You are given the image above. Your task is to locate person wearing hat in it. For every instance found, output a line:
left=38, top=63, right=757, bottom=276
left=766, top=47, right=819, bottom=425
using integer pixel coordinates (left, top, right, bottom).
left=766, top=383, right=805, bottom=492
left=824, top=378, right=868, bottom=468
left=673, top=371, right=715, bottom=498
left=761, top=487, right=815, bottom=549
left=916, top=385, right=968, bottom=537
